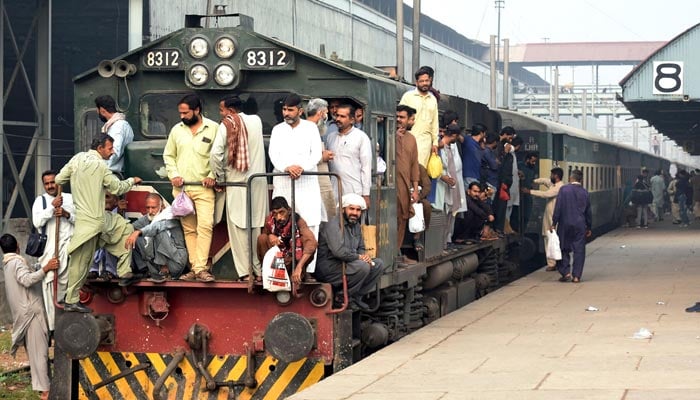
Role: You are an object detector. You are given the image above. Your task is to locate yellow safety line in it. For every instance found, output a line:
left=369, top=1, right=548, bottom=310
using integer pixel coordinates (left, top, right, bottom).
left=178, top=353, right=197, bottom=399
left=296, top=361, right=325, bottom=392
left=237, top=356, right=277, bottom=400
left=263, top=359, right=306, bottom=400
left=224, top=355, right=247, bottom=382
left=80, top=357, right=113, bottom=400
left=98, top=352, right=135, bottom=398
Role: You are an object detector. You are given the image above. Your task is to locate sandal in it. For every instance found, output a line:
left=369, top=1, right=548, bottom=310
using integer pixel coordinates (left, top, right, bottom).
left=237, top=275, right=250, bottom=282
left=414, top=239, right=424, bottom=252
left=572, top=277, right=581, bottom=283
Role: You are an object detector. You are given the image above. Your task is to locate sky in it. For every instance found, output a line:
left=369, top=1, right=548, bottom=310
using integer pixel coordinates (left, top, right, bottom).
left=416, top=0, right=700, bottom=85
left=417, top=0, right=700, bottom=44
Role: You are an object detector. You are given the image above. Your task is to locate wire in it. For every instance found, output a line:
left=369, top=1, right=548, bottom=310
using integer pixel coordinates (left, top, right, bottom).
left=0, top=132, right=75, bottom=143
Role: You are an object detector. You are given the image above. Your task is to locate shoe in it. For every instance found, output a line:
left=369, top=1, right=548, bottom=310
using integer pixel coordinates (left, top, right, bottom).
left=119, top=272, right=139, bottom=287
left=572, top=277, right=581, bottom=283
left=558, top=274, right=572, bottom=282
left=147, top=275, right=167, bottom=284
left=196, top=271, right=215, bottom=282
left=636, top=226, right=642, bottom=229
left=685, top=302, right=700, bottom=312
left=95, top=271, right=116, bottom=282
left=87, top=271, right=99, bottom=280
left=64, top=302, right=92, bottom=313
left=179, top=271, right=197, bottom=281
left=643, top=225, right=649, bottom=229
left=545, top=266, right=557, bottom=271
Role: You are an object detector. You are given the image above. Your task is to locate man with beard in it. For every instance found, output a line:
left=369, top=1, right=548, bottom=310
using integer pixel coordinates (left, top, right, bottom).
left=268, top=93, right=323, bottom=274
left=306, top=98, right=337, bottom=219
left=32, top=170, right=75, bottom=330
left=210, top=95, right=269, bottom=282
left=163, top=94, right=218, bottom=282
left=400, top=66, right=439, bottom=167
left=395, top=104, right=420, bottom=263
left=256, top=196, right=317, bottom=285
left=314, top=193, right=385, bottom=310
left=433, top=124, right=467, bottom=249
left=95, top=95, right=133, bottom=175
left=458, top=182, right=495, bottom=243
left=326, top=104, right=372, bottom=209
left=517, top=151, right=539, bottom=230
left=553, top=169, right=592, bottom=283
left=124, top=193, right=188, bottom=282
left=55, top=133, right=141, bottom=312
left=522, top=167, right=564, bottom=271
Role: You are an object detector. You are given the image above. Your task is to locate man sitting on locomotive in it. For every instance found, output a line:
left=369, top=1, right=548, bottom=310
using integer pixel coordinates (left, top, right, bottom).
left=314, top=193, right=385, bottom=311
left=124, top=193, right=188, bottom=282
left=257, top=196, right=317, bottom=285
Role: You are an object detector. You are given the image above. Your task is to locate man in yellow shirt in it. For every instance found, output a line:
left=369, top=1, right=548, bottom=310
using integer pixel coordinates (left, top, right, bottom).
left=163, top=94, right=219, bottom=282
left=399, top=66, right=439, bottom=167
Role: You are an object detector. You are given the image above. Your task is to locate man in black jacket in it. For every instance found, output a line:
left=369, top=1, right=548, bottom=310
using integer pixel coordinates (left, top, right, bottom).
left=457, top=182, right=495, bottom=243
left=493, top=138, right=514, bottom=233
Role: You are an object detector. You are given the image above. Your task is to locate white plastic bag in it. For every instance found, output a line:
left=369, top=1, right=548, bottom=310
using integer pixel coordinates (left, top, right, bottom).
left=261, top=246, right=291, bottom=292
left=171, top=191, right=195, bottom=217
left=546, top=230, right=562, bottom=260
left=409, top=202, right=425, bottom=233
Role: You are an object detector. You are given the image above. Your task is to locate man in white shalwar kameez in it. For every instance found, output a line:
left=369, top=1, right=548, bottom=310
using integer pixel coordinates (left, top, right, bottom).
left=432, top=125, right=467, bottom=248
left=32, top=170, right=75, bottom=331
left=211, top=96, right=269, bottom=280
left=268, top=94, right=323, bottom=273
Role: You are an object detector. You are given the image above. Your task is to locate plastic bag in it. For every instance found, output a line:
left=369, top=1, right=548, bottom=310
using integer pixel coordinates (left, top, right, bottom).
left=262, top=246, right=291, bottom=292
left=409, top=202, right=425, bottom=233
left=498, top=183, right=510, bottom=201
left=426, top=153, right=443, bottom=179
left=171, top=191, right=195, bottom=217
left=546, top=230, right=562, bottom=260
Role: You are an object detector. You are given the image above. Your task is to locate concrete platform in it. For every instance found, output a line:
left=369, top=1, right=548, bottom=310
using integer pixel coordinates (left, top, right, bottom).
left=290, top=220, right=700, bottom=399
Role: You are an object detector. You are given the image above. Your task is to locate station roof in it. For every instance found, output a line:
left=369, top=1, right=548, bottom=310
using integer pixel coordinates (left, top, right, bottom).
left=620, top=23, right=700, bottom=154
left=496, top=41, right=666, bottom=66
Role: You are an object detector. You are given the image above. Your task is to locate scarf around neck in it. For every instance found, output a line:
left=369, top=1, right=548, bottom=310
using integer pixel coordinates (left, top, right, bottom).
left=265, top=213, right=303, bottom=261
left=222, top=113, right=250, bottom=172
left=102, top=112, right=126, bottom=133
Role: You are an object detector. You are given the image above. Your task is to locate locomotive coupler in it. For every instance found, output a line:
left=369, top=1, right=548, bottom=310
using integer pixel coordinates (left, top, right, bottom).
left=139, top=291, right=170, bottom=327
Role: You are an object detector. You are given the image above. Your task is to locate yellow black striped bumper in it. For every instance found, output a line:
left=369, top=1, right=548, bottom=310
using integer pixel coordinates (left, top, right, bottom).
left=78, top=352, right=325, bottom=399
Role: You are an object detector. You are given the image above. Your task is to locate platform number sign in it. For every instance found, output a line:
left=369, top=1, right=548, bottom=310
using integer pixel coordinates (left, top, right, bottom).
left=653, top=61, right=683, bottom=95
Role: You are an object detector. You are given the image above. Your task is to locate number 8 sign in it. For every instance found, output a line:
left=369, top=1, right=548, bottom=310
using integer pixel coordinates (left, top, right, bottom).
left=653, top=61, right=683, bottom=95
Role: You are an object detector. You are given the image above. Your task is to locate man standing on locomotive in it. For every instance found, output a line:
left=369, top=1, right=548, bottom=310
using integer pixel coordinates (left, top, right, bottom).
left=95, top=95, right=134, bottom=176
left=400, top=66, right=439, bottom=167
left=326, top=103, right=373, bottom=209
left=268, top=93, right=323, bottom=274
left=553, top=169, right=592, bottom=283
left=314, top=193, right=385, bottom=311
left=211, top=95, right=269, bottom=282
left=257, top=196, right=317, bottom=285
left=55, top=133, right=141, bottom=313
left=306, top=98, right=337, bottom=220
left=163, top=94, right=219, bottom=282
left=395, top=104, right=421, bottom=264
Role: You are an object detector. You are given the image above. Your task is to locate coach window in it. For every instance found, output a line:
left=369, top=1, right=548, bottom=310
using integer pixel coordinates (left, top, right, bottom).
left=375, top=114, right=394, bottom=187
left=79, top=109, right=101, bottom=152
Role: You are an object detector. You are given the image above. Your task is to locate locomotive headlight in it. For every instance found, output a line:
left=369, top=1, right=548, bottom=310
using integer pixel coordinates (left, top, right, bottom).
left=214, top=37, right=235, bottom=58
left=214, top=64, right=235, bottom=86
left=188, top=37, right=209, bottom=59
left=188, top=64, right=209, bottom=86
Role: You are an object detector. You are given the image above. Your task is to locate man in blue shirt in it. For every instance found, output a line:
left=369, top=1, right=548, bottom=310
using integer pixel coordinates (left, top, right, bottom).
left=461, top=123, right=486, bottom=187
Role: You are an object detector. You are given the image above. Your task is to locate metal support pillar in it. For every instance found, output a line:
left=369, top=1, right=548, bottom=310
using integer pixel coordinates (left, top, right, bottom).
left=395, top=0, right=403, bottom=80
left=581, top=89, right=587, bottom=131
left=553, top=66, right=559, bottom=122
left=128, top=0, right=143, bottom=50
left=490, top=35, right=496, bottom=108
left=411, top=0, right=420, bottom=78
left=0, top=0, right=4, bottom=232
left=36, top=0, right=51, bottom=195
left=502, top=38, right=509, bottom=109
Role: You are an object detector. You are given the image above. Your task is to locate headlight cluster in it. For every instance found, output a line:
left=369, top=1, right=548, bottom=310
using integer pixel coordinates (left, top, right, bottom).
left=186, top=35, right=237, bottom=87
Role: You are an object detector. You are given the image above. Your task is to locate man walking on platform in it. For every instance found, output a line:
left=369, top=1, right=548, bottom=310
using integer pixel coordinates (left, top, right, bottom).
left=552, top=169, right=592, bottom=283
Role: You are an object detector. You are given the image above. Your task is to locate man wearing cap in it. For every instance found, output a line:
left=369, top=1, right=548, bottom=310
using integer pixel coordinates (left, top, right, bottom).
left=314, top=193, right=385, bottom=310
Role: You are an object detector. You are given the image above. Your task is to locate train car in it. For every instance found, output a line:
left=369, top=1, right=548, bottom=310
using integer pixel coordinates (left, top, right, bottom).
left=494, top=109, right=679, bottom=258
left=51, top=14, right=516, bottom=400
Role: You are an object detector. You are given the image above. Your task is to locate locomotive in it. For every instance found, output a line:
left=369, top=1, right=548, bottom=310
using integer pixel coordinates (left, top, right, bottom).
left=51, top=14, right=515, bottom=400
